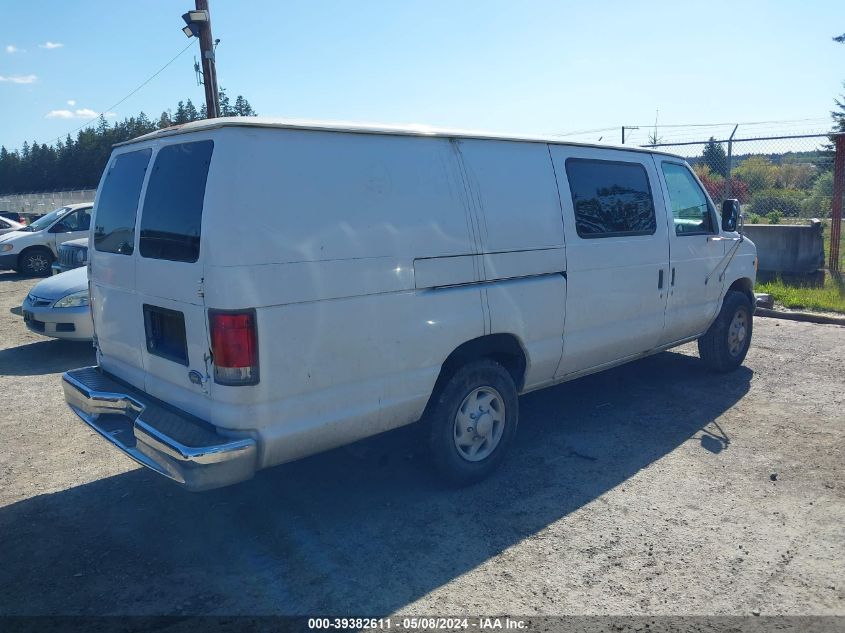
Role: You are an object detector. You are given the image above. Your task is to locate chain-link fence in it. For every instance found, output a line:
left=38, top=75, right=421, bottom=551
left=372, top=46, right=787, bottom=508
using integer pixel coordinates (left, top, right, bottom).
left=642, top=133, right=835, bottom=219
left=642, top=132, right=844, bottom=272
left=0, top=189, right=97, bottom=219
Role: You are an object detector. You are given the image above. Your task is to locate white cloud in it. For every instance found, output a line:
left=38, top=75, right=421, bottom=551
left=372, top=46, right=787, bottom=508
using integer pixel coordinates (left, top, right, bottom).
left=5, top=44, right=24, bottom=54
left=0, top=74, right=37, bottom=84
left=45, top=110, right=76, bottom=119
left=66, top=99, right=76, bottom=106
left=45, top=108, right=117, bottom=120
left=39, top=41, right=64, bottom=49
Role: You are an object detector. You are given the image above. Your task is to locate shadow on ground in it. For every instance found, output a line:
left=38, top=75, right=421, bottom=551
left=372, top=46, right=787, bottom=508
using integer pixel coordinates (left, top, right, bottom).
left=0, top=351, right=751, bottom=615
left=0, top=271, right=31, bottom=283
left=0, top=339, right=95, bottom=376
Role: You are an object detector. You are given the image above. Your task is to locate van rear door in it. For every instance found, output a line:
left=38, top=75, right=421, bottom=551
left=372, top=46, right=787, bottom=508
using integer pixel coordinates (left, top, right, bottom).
left=90, top=148, right=152, bottom=389
left=133, top=139, right=214, bottom=417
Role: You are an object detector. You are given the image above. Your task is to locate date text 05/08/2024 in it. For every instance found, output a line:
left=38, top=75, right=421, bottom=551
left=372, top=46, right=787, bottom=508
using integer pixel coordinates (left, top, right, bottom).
left=307, top=617, right=527, bottom=630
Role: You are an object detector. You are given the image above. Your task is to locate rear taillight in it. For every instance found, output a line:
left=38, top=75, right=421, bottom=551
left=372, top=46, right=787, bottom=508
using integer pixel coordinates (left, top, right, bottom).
left=208, top=310, right=259, bottom=385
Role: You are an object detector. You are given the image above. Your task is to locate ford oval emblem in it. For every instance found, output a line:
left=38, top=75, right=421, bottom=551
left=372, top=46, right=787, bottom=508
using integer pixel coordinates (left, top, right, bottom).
left=188, top=370, right=204, bottom=385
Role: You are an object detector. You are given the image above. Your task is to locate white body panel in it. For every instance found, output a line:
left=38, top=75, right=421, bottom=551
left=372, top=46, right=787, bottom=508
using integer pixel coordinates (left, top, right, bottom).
left=548, top=146, right=670, bottom=377
left=86, top=119, right=757, bottom=473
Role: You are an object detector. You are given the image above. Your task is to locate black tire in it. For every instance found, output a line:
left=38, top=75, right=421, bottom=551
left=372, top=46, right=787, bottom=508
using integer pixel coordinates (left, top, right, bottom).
left=698, top=290, right=753, bottom=373
left=426, top=359, right=519, bottom=486
left=18, top=247, right=54, bottom=277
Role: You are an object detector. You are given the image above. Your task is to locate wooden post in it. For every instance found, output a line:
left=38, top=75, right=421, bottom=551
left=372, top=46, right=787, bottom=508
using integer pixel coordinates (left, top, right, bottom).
left=830, top=134, right=845, bottom=272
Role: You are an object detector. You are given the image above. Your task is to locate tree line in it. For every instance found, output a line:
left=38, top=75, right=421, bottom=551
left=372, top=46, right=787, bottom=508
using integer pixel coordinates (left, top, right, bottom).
left=0, top=90, right=256, bottom=195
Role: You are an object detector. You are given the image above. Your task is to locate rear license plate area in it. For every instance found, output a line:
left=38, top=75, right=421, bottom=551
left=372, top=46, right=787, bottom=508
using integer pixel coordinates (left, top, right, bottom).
left=143, top=304, right=189, bottom=366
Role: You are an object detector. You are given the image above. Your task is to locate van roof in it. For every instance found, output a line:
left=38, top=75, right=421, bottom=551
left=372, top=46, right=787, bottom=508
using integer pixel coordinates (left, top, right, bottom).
left=116, top=116, right=683, bottom=158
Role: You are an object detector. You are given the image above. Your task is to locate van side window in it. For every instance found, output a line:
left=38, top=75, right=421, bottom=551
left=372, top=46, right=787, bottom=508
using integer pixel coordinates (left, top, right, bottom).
left=140, top=140, right=214, bottom=263
left=565, top=159, right=657, bottom=238
left=661, top=162, right=715, bottom=235
left=94, top=149, right=152, bottom=255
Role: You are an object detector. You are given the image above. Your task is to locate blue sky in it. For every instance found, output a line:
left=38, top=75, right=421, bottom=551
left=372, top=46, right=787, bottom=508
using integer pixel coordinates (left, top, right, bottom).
left=0, top=0, right=843, bottom=151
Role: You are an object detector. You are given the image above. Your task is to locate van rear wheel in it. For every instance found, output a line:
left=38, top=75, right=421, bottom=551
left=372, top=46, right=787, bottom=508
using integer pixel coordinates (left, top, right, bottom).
left=698, top=290, right=753, bottom=372
left=427, top=359, right=518, bottom=486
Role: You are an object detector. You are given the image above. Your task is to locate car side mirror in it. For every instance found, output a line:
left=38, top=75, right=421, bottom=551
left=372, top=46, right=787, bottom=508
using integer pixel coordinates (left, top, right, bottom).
left=721, top=199, right=739, bottom=232
left=49, top=222, right=70, bottom=233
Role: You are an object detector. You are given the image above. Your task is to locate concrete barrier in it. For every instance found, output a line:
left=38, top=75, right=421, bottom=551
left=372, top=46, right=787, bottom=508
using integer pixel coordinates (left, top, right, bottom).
left=742, top=220, right=825, bottom=276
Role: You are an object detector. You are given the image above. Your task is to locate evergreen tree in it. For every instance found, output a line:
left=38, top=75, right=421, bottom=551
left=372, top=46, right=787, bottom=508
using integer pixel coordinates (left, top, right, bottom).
left=218, top=88, right=232, bottom=116
left=173, top=101, right=188, bottom=124
left=233, top=95, right=256, bottom=116
left=702, top=137, right=728, bottom=178
left=158, top=110, right=173, bottom=129
left=184, top=99, right=199, bottom=122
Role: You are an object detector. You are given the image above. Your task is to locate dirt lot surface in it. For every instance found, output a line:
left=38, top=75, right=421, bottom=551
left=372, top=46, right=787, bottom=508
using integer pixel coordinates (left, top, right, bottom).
left=0, top=270, right=843, bottom=617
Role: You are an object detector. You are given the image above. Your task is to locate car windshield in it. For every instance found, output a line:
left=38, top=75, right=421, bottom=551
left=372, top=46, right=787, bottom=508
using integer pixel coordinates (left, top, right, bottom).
left=19, top=207, right=71, bottom=232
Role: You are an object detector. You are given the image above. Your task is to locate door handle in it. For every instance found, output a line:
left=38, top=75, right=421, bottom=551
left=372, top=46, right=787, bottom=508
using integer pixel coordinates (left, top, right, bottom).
left=658, top=269, right=664, bottom=289
left=671, top=267, right=676, bottom=286
left=707, top=235, right=738, bottom=242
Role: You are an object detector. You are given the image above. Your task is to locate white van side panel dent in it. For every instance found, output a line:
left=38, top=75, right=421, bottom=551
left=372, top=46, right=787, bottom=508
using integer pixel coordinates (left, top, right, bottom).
left=207, top=287, right=485, bottom=469
left=434, top=139, right=565, bottom=253
left=204, top=257, right=413, bottom=308
left=202, top=128, right=475, bottom=267
left=484, top=274, right=567, bottom=390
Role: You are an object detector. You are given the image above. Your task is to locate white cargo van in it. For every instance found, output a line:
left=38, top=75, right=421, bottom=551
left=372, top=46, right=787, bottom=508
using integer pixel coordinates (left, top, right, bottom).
left=62, top=118, right=757, bottom=491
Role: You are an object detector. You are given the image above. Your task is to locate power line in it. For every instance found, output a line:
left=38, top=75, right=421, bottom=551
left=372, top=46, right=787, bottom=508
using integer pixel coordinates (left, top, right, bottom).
left=557, top=117, right=831, bottom=140
left=625, top=117, right=830, bottom=129
left=51, top=39, right=198, bottom=145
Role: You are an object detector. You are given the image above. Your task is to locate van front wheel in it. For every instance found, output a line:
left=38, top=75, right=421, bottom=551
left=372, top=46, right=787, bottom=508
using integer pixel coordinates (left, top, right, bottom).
left=427, top=359, right=518, bottom=486
left=698, top=290, right=753, bottom=372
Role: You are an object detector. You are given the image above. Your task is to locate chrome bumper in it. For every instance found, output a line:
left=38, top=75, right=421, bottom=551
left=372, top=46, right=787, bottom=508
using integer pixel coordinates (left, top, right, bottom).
left=63, top=367, right=257, bottom=491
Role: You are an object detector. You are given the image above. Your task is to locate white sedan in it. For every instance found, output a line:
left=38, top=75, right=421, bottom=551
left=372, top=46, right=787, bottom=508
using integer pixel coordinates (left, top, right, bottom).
left=21, top=266, right=93, bottom=341
left=0, top=216, right=24, bottom=236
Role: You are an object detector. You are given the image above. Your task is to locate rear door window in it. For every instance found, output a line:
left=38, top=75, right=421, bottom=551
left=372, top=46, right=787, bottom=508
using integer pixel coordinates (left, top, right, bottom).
left=94, top=149, right=152, bottom=255
left=565, top=158, right=657, bottom=238
left=139, top=140, right=214, bottom=263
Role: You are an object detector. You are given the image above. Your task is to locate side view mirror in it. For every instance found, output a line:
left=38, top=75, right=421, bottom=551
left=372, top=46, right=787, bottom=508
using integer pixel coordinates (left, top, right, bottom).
left=49, top=222, right=70, bottom=233
left=721, top=199, right=739, bottom=232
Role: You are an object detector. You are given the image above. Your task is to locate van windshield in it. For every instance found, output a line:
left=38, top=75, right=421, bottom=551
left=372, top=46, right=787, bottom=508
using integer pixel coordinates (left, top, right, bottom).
left=19, top=207, right=71, bottom=232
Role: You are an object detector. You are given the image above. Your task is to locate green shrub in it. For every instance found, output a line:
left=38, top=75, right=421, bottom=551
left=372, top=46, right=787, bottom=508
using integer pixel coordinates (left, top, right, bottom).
left=800, top=171, right=834, bottom=218
left=745, top=212, right=762, bottom=224
left=750, top=189, right=805, bottom=217
left=767, top=210, right=783, bottom=225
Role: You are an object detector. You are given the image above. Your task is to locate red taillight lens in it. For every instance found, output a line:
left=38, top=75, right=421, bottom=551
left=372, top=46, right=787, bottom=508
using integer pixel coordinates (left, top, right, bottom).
left=208, top=310, right=259, bottom=385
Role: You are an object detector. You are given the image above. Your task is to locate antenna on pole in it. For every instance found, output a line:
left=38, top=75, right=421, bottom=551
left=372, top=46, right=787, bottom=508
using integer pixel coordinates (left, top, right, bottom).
left=181, top=0, right=220, bottom=118
left=193, top=57, right=203, bottom=86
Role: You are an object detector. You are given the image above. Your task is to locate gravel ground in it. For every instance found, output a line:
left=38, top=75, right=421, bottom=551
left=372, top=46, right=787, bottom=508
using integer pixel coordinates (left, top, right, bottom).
left=0, top=270, right=843, bottom=617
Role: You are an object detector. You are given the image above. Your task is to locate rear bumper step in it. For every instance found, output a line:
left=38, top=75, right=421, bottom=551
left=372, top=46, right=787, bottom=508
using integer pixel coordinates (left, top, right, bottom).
left=63, top=366, right=257, bottom=491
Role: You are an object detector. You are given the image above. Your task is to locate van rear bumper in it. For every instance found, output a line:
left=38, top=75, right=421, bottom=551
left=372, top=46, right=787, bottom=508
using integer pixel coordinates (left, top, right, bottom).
left=62, top=366, right=257, bottom=491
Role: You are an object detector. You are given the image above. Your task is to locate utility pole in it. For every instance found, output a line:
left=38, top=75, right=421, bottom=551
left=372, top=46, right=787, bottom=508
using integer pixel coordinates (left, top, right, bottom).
left=195, top=0, right=220, bottom=118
